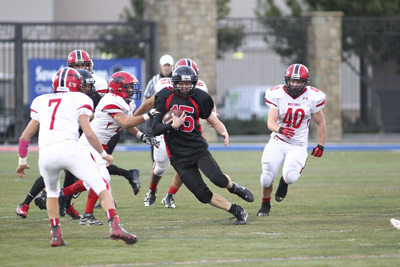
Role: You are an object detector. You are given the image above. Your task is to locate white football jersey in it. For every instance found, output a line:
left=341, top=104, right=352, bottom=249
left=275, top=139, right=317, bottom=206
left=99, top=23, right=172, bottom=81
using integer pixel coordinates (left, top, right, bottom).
left=265, top=85, right=326, bottom=146
left=30, top=92, right=94, bottom=148
left=154, top=77, right=208, bottom=93
left=80, top=93, right=130, bottom=146
left=92, top=74, right=108, bottom=96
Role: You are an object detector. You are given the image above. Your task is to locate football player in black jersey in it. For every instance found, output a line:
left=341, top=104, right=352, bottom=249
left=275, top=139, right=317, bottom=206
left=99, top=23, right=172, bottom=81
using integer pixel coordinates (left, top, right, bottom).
left=152, top=66, right=254, bottom=225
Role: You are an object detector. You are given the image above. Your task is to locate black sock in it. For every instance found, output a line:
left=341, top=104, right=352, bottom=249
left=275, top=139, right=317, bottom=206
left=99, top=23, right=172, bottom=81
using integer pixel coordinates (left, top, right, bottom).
left=23, top=176, right=45, bottom=205
left=107, top=164, right=120, bottom=175
left=228, top=204, right=236, bottom=214
left=22, top=192, right=35, bottom=205
left=228, top=183, right=236, bottom=193
left=120, top=169, right=129, bottom=178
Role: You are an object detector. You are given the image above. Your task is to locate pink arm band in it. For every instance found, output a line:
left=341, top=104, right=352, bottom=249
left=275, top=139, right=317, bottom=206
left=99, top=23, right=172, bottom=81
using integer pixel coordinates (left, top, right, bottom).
left=19, top=138, right=30, bottom=157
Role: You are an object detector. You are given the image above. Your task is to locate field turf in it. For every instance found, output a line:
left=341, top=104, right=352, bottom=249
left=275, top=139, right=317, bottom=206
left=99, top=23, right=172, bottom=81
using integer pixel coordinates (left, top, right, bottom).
left=1, top=149, right=400, bottom=266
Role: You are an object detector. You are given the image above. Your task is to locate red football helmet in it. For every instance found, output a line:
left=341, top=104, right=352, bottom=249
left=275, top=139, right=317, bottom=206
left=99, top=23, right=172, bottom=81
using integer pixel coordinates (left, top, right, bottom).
left=52, top=67, right=82, bottom=93
left=175, top=58, right=199, bottom=74
left=284, top=63, right=310, bottom=98
left=108, top=71, right=141, bottom=103
left=67, top=50, right=92, bottom=71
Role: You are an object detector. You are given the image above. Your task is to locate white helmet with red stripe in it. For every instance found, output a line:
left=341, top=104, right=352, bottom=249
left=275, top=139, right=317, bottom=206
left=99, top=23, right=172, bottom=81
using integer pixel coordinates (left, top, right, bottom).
left=284, top=63, right=310, bottom=98
left=52, top=67, right=82, bottom=93
left=175, top=58, right=199, bottom=75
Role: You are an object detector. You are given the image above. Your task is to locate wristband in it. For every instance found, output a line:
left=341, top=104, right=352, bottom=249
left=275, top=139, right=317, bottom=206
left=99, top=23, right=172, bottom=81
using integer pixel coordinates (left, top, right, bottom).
left=136, top=131, right=143, bottom=139
left=19, top=138, right=30, bottom=157
left=19, top=157, right=27, bottom=165
left=101, top=150, right=108, bottom=158
left=143, top=114, right=150, bottom=121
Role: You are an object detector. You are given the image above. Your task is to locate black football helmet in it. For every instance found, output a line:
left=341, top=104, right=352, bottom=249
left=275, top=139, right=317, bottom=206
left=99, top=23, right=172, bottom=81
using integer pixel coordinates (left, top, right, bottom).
left=77, top=69, right=95, bottom=96
left=171, top=66, right=198, bottom=97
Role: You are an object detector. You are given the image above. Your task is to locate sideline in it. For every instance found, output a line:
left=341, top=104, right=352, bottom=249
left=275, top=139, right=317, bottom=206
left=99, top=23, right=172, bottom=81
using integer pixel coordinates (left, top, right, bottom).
left=1, top=143, right=400, bottom=152
left=61, top=254, right=400, bottom=266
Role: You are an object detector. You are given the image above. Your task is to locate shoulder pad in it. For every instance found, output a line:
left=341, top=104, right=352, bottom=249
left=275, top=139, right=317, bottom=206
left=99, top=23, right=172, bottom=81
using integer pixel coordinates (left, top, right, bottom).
left=155, top=77, right=171, bottom=93
left=196, top=79, right=208, bottom=92
left=92, top=74, right=108, bottom=96
left=265, top=84, right=285, bottom=99
left=306, top=86, right=326, bottom=102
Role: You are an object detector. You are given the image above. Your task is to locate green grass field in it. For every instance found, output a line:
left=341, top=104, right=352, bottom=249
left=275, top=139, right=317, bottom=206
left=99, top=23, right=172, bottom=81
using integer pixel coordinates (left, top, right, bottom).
left=1, top=149, right=400, bottom=266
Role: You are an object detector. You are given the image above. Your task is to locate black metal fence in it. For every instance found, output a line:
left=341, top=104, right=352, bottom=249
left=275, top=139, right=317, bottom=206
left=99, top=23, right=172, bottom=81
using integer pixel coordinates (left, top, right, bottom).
left=0, top=22, right=157, bottom=143
left=217, top=17, right=400, bottom=134
left=2, top=18, right=400, bottom=143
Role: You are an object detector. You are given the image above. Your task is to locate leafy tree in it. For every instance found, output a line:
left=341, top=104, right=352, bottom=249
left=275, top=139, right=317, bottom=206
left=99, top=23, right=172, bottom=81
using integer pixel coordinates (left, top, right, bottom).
left=99, top=0, right=244, bottom=59
left=98, top=0, right=146, bottom=58
left=217, top=0, right=245, bottom=58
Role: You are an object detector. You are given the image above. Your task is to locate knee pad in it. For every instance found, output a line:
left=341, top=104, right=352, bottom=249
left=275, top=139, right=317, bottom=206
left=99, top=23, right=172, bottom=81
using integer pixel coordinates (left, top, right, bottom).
left=284, top=170, right=300, bottom=184
left=153, top=160, right=169, bottom=176
left=209, top=173, right=229, bottom=188
left=260, top=171, right=274, bottom=188
left=192, top=186, right=213, bottom=204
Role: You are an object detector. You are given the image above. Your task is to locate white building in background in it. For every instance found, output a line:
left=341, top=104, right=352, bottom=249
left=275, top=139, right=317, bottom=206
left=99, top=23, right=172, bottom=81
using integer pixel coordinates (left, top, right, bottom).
left=0, top=0, right=131, bottom=23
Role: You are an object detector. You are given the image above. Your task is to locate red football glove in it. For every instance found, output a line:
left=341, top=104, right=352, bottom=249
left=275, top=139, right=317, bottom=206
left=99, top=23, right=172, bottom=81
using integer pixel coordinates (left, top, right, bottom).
left=311, top=144, right=324, bottom=157
left=278, top=127, right=295, bottom=139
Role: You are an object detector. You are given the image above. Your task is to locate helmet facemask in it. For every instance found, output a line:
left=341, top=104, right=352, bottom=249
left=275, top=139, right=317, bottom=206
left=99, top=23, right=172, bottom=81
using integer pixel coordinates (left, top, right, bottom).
left=117, top=83, right=141, bottom=103
left=283, top=64, right=310, bottom=98
left=173, top=80, right=198, bottom=97
left=171, top=66, right=198, bottom=97
left=284, top=77, right=308, bottom=98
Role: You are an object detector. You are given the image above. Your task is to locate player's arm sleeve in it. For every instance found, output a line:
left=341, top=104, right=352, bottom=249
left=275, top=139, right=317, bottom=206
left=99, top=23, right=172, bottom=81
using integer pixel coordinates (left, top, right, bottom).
left=76, top=95, right=94, bottom=118
left=311, top=89, right=326, bottom=113
left=199, top=93, right=214, bottom=119
left=152, top=94, right=174, bottom=135
left=100, top=103, right=124, bottom=118
left=30, top=97, right=40, bottom=121
left=264, top=89, right=278, bottom=110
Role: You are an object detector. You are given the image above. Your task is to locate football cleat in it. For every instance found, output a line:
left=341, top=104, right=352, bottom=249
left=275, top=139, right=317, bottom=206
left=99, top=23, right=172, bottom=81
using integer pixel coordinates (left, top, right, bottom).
left=72, top=192, right=81, bottom=199
left=66, top=204, right=81, bottom=220
left=16, top=204, right=29, bottom=219
left=231, top=204, right=248, bottom=225
left=390, top=218, right=400, bottom=230
left=80, top=213, right=103, bottom=226
left=109, top=216, right=138, bottom=245
left=230, top=182, right=254, bottom=202
left=34, top=190, right=47, bottom=210
left=50, top=225, right=66, bottom=247
left=144, top=189, right=157, bottom=206
left=161, top=193, right=176, bottom=208
left=275, top=177, right=288, bottom=202
left=127, top=169, right=141, bottom=195
left=257, top=202, right=271, bottom=216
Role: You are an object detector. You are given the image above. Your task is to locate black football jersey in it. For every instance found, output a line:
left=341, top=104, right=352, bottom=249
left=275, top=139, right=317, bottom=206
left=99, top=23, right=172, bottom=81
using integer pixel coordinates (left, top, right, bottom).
left=153, top=87, right=214, bottom=158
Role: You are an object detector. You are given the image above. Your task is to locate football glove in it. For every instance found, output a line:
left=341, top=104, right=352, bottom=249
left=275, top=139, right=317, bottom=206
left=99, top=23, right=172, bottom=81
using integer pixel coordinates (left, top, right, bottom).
left=278, top=127, right=295, bottom=139
left=311, top=144, right=324, bottom=157
left=140, top=133, right=159, bottom=148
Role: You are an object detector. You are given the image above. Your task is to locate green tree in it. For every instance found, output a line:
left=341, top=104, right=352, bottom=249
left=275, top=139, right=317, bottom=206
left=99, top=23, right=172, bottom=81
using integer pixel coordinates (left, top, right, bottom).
left=98, top=0, right=146, bottom=58
left=217, top=0, right=245, bottom=58
left=99, top=0, right=244, bottom=59
left=255, top=0, right=400, bottom=131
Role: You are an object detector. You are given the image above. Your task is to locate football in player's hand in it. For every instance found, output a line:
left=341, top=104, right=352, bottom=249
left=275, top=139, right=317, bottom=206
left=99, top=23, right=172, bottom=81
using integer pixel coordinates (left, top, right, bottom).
left=162, top=109, right=184, bottom=124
